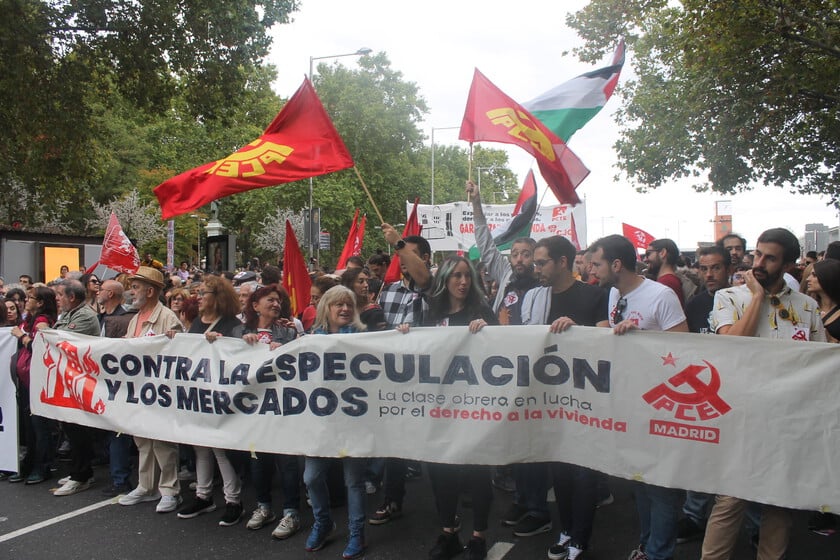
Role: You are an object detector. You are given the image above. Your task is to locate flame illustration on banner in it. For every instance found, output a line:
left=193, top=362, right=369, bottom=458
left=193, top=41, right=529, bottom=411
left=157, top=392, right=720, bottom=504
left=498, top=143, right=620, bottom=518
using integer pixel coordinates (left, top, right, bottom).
left=40, top=340, right=105, bottom=415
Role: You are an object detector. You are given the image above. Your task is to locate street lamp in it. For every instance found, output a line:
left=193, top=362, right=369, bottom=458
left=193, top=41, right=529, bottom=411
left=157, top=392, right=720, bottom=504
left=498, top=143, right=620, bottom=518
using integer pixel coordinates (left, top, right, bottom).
left=189, top=214, right=205, bottom=270
left=475, top=166, right=497, bottom=194
left=307, top=47, right=372, bottom=260
left=430, top=126, right=460, bottom=206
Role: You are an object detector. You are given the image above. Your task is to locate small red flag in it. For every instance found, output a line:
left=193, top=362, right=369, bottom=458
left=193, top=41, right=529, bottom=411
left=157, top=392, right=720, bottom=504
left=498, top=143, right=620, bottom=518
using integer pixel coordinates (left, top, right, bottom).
left=154, top=77, right=354, bottom=219
left=97, top=212, right=140, bottom=274
left=622, top=222, right=656, bottom=255
left=459, top=69, right=589, bottom=205
left=354, top=214, right=367, bottom=257
left=569, top=213, right=581, bottom=251
left=384, top=198, right=422, bottom=284
left=282, top=220, right=312, bottom=317
left=335, top=209, right=360, bottom=270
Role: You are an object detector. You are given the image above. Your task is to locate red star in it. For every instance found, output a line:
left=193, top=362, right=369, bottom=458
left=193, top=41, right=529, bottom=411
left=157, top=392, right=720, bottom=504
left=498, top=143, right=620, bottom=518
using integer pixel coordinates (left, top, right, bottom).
left=661, top=352, right=677, bottom=367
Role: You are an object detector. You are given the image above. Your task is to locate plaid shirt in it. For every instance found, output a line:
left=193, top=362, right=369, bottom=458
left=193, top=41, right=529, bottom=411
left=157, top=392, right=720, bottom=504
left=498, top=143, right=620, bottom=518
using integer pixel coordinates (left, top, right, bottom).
left=378, top=279, right=427, bottom=328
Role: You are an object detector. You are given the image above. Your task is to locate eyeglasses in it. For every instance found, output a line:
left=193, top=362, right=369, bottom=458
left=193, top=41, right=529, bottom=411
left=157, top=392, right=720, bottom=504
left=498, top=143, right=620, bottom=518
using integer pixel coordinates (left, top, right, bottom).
left=769, top=295, right=792, bottom=322
left=612, top=297, right=627, bottom=323
left=89, top=279, right=100, bottom=284
left=533, top=259, right=553, bottom=268
left=198, top=290, right=215, bottom=297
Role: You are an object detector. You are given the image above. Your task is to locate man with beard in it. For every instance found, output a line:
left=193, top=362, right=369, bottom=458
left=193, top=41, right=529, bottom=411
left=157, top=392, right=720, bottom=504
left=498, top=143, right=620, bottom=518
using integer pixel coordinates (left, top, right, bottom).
left=588, top=235, right=687, bottom=560
left=644, top=238, right=685, bottom=307
left=716, top=233, right=747, bottom=267
left=701, top=229, right=824, bottom=560
left=118, top=267, right=184, bottom=514
left=466, top=180, right=539, bottom=324
left=520, top=235, right=608, bottom=560
left=368, top=224, right=432, bottom=527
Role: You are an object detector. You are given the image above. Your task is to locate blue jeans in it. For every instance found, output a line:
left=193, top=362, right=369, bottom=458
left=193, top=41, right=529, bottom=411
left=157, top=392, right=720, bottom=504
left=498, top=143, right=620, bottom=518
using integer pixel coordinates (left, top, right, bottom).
left=107, top=432, right=133, bottom=487
left=635, top=483, right=682, bottom=560
left=251, top=453, right=301, bottom=513
left=513, top=462, right=551, bottom=519
left=683, top=491, right=713, bottom=526
left=304, top=457, right=366, bottom=537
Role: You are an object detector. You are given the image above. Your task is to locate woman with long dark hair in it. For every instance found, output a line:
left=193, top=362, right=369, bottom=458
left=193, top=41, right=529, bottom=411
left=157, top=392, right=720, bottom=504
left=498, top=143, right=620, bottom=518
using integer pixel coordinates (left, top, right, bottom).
left=79, top=273, right=103, bottom=313
left=9, top=287, right=58, bottom=484
left=808, top=258, right=840, bottom=343
left=397, top=256, right=497, bottom=560
left=234, top=284, right=303, bottom=539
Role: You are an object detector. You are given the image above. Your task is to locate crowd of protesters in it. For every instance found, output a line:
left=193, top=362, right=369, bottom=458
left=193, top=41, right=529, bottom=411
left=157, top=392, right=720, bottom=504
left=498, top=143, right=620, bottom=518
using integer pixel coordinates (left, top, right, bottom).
left=1, top=182, right=839, bottom=560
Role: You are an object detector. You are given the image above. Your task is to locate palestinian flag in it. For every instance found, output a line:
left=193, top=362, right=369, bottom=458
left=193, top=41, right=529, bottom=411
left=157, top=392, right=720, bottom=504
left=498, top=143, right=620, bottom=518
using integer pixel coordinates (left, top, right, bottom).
left=468, top=169, right=538, bottom=260
left=523, top=39, right=625, bottom=142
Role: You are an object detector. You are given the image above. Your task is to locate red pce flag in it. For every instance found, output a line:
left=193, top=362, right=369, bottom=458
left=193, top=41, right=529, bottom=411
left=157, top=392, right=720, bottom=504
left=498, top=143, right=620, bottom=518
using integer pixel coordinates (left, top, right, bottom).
left=99, top=212, right=140, bottom=274
left=335, top=209, right=360, bottom=270
left=622, top=222, right=656, bottom=254
left=384, top=198, right=422, bottom=284
left=282, top=220, right=312, bottom=317
left=154, top=77, right=354, bottom=219
left=459, top=69, right=589, bottom=205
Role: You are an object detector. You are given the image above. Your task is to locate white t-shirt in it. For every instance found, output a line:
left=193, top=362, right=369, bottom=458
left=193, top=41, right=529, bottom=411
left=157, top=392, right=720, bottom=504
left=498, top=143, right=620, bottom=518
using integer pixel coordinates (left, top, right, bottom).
left=607, top=277, right=686, bottom=331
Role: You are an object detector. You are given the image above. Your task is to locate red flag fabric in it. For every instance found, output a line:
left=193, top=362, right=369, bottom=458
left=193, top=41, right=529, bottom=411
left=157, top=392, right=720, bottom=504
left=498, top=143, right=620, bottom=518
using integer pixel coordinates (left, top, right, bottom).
left=622, top=222, right=656, bottom=254
left=154, top=77, right=354, bottom=219
left=354, top=214, right=367, bottom=257
left=282, top=220, right=312, bottom=317
left=384, top=198, right=422, bottom=284
left=459, top=69, right=589, bottom=205
left=569, top=213, right=581, bottom=251
left=335, top=209, right=360, bottom=270
left=98, top=212, right=140, bottom=274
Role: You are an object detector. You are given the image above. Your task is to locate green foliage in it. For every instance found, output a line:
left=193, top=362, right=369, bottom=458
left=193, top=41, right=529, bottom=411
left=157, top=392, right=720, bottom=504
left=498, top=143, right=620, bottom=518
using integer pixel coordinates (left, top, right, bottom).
left=567, top=0, right=840, bottom=205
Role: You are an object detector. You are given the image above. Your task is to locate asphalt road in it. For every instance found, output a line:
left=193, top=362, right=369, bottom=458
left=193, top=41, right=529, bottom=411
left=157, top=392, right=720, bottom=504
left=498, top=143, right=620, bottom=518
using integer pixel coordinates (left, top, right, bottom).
left=0, top=462, right=837, bottom=560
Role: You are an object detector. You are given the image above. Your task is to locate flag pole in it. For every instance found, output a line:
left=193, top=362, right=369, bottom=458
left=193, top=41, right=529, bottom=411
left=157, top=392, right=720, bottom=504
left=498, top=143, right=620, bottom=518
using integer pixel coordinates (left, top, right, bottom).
left=467, top=143, right=474, bottom=202
left=352, top=166, right=385, bottom=224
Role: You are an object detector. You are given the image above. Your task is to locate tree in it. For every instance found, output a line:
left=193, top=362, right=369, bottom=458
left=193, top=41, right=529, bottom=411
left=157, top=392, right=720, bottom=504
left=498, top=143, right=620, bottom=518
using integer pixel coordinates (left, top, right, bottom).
left=567, top=0, right=840, bottom=205
left=253, top=209, right=305, bottom=257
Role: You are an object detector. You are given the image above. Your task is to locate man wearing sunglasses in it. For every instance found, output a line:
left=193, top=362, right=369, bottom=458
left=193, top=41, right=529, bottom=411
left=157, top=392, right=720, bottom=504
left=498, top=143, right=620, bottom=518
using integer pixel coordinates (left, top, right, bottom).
left=701, top=228, right=824, bottom=560
left=588, top=234, right=687, bottom=560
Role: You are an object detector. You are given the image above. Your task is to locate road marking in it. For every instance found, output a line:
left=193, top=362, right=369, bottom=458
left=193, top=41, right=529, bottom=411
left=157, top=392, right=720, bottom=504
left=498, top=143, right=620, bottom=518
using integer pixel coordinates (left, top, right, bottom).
left=488, top=541, right=515, bottom=559
left=0, top=498, right=115, bottom=543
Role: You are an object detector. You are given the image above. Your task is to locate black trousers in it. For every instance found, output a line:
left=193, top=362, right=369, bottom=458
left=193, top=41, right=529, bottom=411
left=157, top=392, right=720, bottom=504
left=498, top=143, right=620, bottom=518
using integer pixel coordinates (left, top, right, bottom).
left=428, top=462, right=493, bottom=533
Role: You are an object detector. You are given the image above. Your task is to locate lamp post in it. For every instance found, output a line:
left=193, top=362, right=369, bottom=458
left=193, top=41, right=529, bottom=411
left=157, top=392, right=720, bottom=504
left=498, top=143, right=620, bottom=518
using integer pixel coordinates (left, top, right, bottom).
left=430, top=126, right=460, bottom=206
left=475, top=165, right=497, bottom=194
left=307, top=47, right=372, bottom=261
left=189, top=214, right=205, bottom=270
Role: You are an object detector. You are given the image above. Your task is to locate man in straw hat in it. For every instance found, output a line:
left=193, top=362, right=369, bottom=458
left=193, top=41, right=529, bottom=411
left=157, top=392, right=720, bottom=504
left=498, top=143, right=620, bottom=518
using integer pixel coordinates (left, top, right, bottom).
left=117, top=266, right=184, bottom=513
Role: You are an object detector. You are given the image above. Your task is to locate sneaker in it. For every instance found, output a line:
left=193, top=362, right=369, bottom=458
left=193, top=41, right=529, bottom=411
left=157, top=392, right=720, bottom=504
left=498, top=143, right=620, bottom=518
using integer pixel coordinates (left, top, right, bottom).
left=676, top=517, right=705, bottom=544
left=156, top=495, right=182, bottom=513
left=57, top=475, right=71, bottom=485
left=342, top=533, right=366, bottom=559
left=596, top=493, right=614, bottom=507
left=464, top=536, right=487, bottom=560
left=627, top=546, right=648, bottom=560
left=218, top=502, right=244, bottom=526
left=547, top=532, right=572, bottom=560
left=365, top=480, right=378, bottom=494
left=54, top=478, right=93, bottom=496
left=369, top=501, right=401, bottom=525
left=8, top=473, right=24, bottom=483
left=101, top=483, right=132, bottom=497
left=513, top=514, right=552, bottom=537
left=502, top=503, right=529, bottom=526
left=118, top=487, right=161, bottom=506
left=491, top=469, right=516, bottom=493
left=565, top=544, right=585, bottom=560
left=25, top=472, right=48, bottom=485
left=429, top=532, right=462, bottom=560
left=272, top=512, right=300, bottom=539
left=247, top=505, right=276, bottom=530
left=177, top=467, right=196, bottom=481
left=305, top=520, right=336, bottom=552
left=177, top=496, right=216, bottom=519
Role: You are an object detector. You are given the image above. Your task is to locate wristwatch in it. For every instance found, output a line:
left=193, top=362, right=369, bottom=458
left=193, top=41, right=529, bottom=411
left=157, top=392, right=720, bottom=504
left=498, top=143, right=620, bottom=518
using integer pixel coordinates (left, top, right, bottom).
left=393, top=239, right=406, bottom=251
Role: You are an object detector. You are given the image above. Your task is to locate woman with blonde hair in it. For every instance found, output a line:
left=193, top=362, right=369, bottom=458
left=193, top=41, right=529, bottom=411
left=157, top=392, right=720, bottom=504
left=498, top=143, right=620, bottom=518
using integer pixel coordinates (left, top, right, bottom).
left=304, top=285, right=367, bottom=558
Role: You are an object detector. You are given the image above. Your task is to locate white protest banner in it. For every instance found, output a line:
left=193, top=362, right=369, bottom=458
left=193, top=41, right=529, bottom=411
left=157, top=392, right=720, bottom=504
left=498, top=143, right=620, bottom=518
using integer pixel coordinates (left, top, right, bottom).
left=0, top=327, right=19, bottom=472
left=30, top=326, right=839, bottom=512
left=413, top=200, right=587, bottom=252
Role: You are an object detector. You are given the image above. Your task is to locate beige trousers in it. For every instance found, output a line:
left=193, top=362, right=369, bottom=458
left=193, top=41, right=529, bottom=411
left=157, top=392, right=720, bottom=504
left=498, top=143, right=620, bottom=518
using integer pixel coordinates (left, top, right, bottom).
left=134, top=437, right=180, bottom=496
left=701, top=495, right=792, bottom=560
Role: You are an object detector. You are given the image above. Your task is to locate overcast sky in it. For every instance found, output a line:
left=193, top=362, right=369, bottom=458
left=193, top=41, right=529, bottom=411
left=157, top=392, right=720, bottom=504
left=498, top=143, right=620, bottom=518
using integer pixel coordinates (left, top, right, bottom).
left=268, top=0, right=839, bottom=249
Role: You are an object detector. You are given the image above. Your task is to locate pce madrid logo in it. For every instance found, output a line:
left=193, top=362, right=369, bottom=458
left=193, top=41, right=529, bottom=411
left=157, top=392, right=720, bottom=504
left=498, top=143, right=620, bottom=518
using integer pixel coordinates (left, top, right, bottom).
left=641, top=353, right=731, bottom=444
